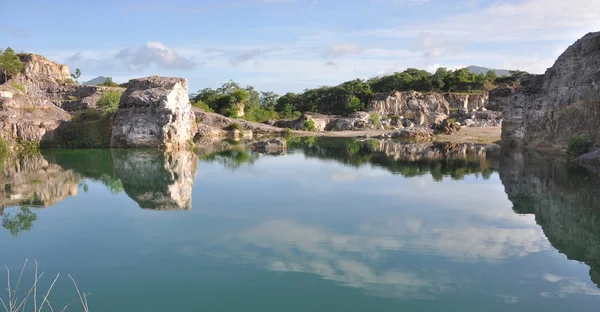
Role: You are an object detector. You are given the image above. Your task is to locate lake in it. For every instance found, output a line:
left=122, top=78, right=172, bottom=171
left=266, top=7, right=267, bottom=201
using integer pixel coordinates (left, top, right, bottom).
left=1, top=137, right=599, bottom=311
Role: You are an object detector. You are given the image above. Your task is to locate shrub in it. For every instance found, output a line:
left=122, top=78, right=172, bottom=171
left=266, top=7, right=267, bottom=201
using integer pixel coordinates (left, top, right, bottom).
left=0, top=135, right=10, bottom=158
left=225, top=123, right=242, bottom=131
left=68, top=95, right=78, bottom=100
left=193, top=100, right=214, bottom=112
left=567, top=134, right=592, bottom=158
left=449, top=107, right=459, bottom=115
left=18, top=140, right=40, bottom=156
left=303, top=119, right=317, bottom=131
left=243, top=106, right=279, bottom=123
left=11, top=82, right=25, bottom=92
left=283, top=128, right=293, bottom=138
left=447, top=118, right=457, bottom=125
left=224, top=107, right=239, bottom=118
left=370, top=112, right=380, bottom=128
left=100, top=77, right=120, bottom=87
left=346, top=97, right=364, bottom=113
left=24, top=107, right=35, bottom=113
left=97, top=89, right=123, bottom=113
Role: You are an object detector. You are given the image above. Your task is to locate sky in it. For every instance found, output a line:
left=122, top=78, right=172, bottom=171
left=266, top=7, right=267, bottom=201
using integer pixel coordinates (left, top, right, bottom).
left=1, top=0, right=599, bottom=94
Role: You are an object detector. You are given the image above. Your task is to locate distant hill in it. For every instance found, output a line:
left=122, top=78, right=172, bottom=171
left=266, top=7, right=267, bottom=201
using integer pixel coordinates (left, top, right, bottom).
left=467, top=66, right=511, bottom=77
left=84, top=76, right=108, bottom=85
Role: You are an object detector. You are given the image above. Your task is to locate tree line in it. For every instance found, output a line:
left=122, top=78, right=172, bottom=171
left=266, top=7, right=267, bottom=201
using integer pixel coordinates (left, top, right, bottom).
left=192, top=67, right=529, bottom=121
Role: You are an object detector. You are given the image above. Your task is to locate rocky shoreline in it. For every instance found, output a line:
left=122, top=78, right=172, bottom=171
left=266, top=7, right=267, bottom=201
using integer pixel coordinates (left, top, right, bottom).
left=2, top=30, right=599, bottom=173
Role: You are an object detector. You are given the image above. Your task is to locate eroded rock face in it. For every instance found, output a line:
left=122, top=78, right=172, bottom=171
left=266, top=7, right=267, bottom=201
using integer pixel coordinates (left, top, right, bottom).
left=250, top=138, right=287, bottom=155
left=110, top=77, right=197, bottom=149
left=111, top=149, right=197, bottom=210
left=0, top=89, right=71, bottom=143
left=502, top=32, right=600, bottom=151
left=14, top=53, right=79, bottom=102
left=499, top=151, right=600, bottom=287
left=487, top=83, right=516, bottom=111
left=368, top=91, right=490, bottom=126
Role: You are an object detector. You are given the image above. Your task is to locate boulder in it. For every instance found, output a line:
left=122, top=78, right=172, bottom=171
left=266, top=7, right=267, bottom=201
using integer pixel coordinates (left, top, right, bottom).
left=110, top=76, right=197, bottom=149
left=250, top=138, right=287, bottom=155
left=575, top=149, right=600, bottom=173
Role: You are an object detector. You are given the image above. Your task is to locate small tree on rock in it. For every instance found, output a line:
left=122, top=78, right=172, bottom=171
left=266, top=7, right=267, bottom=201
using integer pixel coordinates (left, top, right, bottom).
left=0, top=47, right=25, bottom=82
left=71, top=68, right=82, bottom=81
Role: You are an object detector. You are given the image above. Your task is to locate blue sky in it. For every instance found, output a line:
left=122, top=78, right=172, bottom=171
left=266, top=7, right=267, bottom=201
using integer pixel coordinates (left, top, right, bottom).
left=1, top=0, right=599, bottom=94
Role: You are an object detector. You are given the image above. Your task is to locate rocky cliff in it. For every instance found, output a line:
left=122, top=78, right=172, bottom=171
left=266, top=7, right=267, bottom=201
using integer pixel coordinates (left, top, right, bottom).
left=502, top=32, right=600, bottom=151
left=110, top=76, right=197, bottom=149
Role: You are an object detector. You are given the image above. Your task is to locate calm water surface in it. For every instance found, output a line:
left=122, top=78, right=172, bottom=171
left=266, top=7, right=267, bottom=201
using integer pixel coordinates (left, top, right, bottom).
left=1, top=138, right=599, bottom=311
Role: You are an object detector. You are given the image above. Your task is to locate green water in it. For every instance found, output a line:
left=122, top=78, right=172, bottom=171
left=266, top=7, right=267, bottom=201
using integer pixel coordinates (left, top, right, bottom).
left=1, top=138, right=599, bottom=311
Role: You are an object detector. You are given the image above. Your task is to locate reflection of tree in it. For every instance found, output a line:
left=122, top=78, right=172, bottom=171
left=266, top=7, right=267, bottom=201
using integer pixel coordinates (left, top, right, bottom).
left=199, top=149, right=259, bottom=170
left=2, top=206, right=37, bottom=236
left=288, top=137, right=497, bottom=180
left=100, top=175, right=124, bottom=194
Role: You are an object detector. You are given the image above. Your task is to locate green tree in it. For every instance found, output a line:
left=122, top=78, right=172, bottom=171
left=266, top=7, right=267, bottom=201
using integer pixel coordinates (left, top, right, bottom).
left=71, top=68, right=82, bottom=80
left=347, top=97, right=364, bottom=113
left=100, top=77, right=119, bottom=87
left=2, top=206, right=37, bottom=236
left=509, top=70, right=530, bottom=79
left=0, top=47, right=25, bottom=82
left=260, top=91, right=279, bottom=110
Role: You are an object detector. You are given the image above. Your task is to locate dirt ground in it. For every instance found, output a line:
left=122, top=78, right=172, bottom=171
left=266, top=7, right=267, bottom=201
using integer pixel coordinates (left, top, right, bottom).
left=294, top=127, right=502, bottom=144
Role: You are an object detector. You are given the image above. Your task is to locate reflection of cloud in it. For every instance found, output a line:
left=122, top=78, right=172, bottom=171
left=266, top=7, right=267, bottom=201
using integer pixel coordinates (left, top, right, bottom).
left=361, top=218, right=549, bottom=262
left=330, top=172, right=358, bottom=181
left=541, top=274, right=600, bottom=298
left=232, top=220, right=439, bottom=299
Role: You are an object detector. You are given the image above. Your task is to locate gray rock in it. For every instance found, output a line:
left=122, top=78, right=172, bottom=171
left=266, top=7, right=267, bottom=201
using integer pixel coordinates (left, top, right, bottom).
left=110, top=76, right=197, bottom=149
left=575, top=149, right=600, bottom=173
left=502, top=31, right=600, bottom=151
left=251, top=138, right=287, bottom=155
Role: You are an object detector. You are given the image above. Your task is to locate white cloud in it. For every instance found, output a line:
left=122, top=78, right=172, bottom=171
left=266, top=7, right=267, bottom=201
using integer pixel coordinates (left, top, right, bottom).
left=328, top=44, right=363, bottom=57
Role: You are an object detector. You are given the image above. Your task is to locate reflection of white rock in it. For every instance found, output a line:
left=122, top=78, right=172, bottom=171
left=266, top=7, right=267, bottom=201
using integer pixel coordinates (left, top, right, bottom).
left=112, top=149, right=197, bottom=210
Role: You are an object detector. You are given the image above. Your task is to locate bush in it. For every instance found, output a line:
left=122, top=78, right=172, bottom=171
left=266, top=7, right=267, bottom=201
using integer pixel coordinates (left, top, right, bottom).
left=100, top=77, right=120, bottom=87
left=97, top=89, right=123, bottom=113
left=192, top=100, right=214, bottom=112
left=567, top=134, right=592, bottom=158
left=303, top=119, right=317, bottom=131
left=24, top=107, right=35, bottom=113
left=447, top=118, right=457, bottom=125
left=68, top=95, right=77, bottom=100
left=11, top=82, right=25, bottom=92
left=369, top=112, right=380, bottom=127
left=225, top=123, right=242, bottom=131
left=243, top=106, right=279, bottom=123
left=346, top=97, right=364, bottom=113
left=0, top=135, right=10, bottom=158
left=449, top=107, right=459, bottom=115
left=224, top=107, right=239, bottom=118
left=18, top=140, right=40, bottom=156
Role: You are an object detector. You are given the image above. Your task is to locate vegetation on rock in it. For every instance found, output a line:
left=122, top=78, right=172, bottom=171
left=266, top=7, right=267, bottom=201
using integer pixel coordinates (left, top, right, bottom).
left=100, top=77, right=120, bottom=87
left=567, top=134, right=592, bottom=158
left=303, top=119, right=317, bottom=131
left=0, top=47, right=25, bottom=82
left=97, top=89, right=123, bottom=113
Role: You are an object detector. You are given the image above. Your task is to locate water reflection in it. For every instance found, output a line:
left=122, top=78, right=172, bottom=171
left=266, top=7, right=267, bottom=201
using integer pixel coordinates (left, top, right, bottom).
left=42, top=149, right=198, bottom=210
left=0, top=138, right=599, bottom=301
left=499, top=151, right=600, bottom=288
left=286, top=137, right=499, bottom=180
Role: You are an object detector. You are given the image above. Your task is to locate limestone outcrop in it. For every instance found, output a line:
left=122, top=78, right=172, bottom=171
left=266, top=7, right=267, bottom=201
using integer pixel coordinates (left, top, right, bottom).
left=0, top=84, right=70, bottom=144
left=502, top=32, right=600, bottom=152
left=110, top=77, right=197, bottom=149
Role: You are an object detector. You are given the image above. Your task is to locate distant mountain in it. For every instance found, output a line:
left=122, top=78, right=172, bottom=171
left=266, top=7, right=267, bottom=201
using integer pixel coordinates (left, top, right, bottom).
left=84, top=76, right=108, bottom=85
left=467, top=66, right=511, bottom=77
